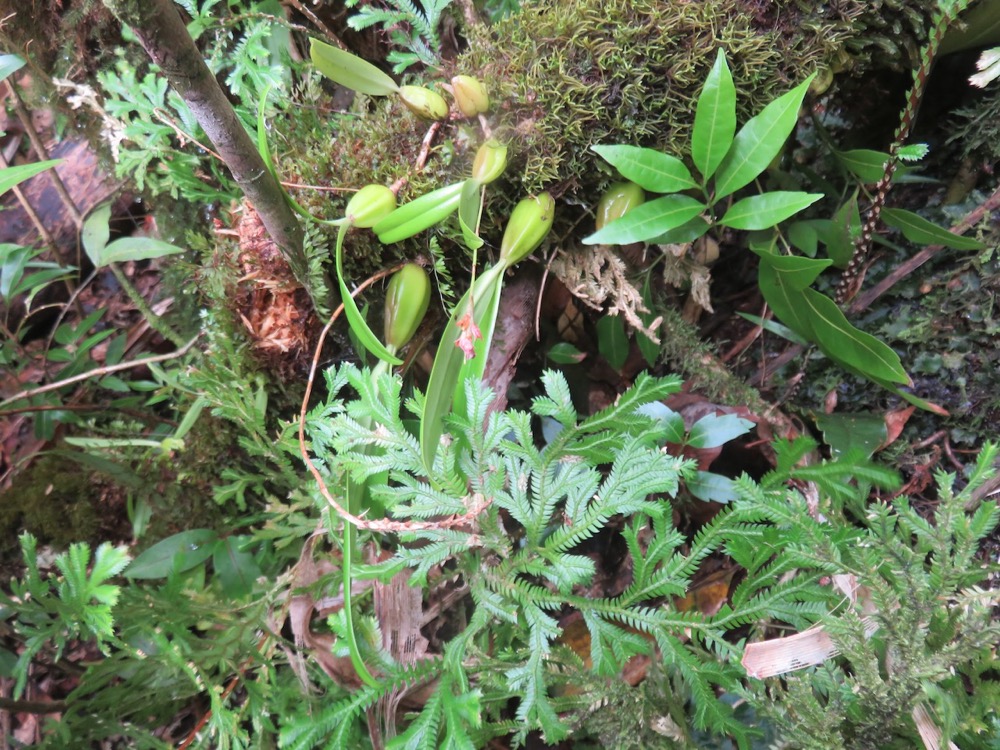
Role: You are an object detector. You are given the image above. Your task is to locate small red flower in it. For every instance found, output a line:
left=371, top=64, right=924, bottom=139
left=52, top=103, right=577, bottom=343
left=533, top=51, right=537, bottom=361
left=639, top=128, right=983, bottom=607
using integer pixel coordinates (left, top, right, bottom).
left=455, top=310, right=483, bottom=360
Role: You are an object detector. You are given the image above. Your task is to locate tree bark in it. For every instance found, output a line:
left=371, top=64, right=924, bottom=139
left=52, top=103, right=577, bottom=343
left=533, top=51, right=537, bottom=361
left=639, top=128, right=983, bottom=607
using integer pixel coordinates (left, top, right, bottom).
left=103, top=0, right=309, bottom=287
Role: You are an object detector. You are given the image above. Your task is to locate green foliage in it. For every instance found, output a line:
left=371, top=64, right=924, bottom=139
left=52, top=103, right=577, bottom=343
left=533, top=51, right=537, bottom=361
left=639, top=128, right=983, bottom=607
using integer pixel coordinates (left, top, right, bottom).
left=345, top=0, right=454, bottom=73
left=739, top=443, right=1000, bottom=748
left=302, top=365, right=841, bottom=746
left=0, top=534, right=129, bottom=699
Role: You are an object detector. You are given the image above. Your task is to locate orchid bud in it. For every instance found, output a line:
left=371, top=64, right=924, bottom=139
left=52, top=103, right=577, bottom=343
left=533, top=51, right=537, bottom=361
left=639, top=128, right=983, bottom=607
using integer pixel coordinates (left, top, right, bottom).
left=471, top=140, right=508, bottom=184
left=398, top=85, right=449, bottom=121
left=384, top=263, right=431, bottom=350
left=596, top=181, right=645, bottom=230
left=451, top=75, right=490, bottom=117
left=346, top=184, right=397, bottom=228
left=499, top=193, right=555, bottom=267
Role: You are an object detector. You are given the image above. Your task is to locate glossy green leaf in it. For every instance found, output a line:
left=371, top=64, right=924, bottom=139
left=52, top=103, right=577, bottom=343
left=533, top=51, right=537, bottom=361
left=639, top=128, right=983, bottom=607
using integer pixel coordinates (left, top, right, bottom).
left=421, top=264, right=505, bottom=473
left=0, top=159, right=62, bottom=197
left=824, top=194, right=861, bottom=268
left=752, top=249, right=831, bottom=292
left=597, top=315, right=628, bottom=370
left=836, top=149, right=891, bottom=183
left=687, top=471, right=738, bottom=504
left=374, top=182, right=464, bottom=244
left=82, top=202, right=112, bottom=260
left=758, top=257, right=908, bottom=384
left=803, top=288, right=907, bottom=384
left=592, top=145, right=697, bottom=193
left=212, top=536, right=262, bottom=599
left=691, top=49, right=736, bottom=181
left=0, top=54, right=25, bottom=84
left=548, top=342, right=586, bottom=364
left=458, top=179, right=485, bottom=252
left=582, top=195, right=705, bottom=245
left=125, top=529, right=219, bottom=579
left=713, top=73, right=815, bottom=200
left=814, top=413, right=886, bottom=459
left=90, top=237, right=186, bottom=268
left=882, top=208, right=985, bottom=250
left=309, top=37, right=398, bottom=96
left=335, top=223, right=403, bottom=365
left=688, top=413, right=754, bottom=449
left=718, top=191, right=822, bottom=230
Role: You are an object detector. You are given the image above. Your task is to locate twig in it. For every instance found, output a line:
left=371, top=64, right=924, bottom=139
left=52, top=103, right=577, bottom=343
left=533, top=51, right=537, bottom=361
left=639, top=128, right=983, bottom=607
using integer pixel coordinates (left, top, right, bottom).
left=848, top=181, right=1000, bottom=314
left=390, top=122, right=443, bottom=195
left=0, top=335, right=200, bottom=407
left=0, top=149, right=61, bottom=256
left=0, top=696, right=69, bottom=714
left=298, top=265, right=491, bottom=533
left=280, top=0, right=347, bottom=49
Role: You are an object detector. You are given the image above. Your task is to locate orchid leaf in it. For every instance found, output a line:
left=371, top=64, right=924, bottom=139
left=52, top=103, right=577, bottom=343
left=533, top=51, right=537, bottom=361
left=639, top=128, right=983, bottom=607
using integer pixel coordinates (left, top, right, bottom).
left=309, top=38, right=398, bottom=96
left=335, top=223, right=403, bottom=365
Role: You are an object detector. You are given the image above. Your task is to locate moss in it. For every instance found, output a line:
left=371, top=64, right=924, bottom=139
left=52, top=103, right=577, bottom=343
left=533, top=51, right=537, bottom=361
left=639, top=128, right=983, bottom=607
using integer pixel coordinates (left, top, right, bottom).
left=1, top=454, right=104, bottom=557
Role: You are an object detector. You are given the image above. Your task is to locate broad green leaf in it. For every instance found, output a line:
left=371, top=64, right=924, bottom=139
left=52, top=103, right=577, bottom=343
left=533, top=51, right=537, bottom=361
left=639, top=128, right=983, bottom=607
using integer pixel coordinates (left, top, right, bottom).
left=691, top=49, right=736, bottom=181
left=835, top=149, right=891, bottom=183
left=814, top=412, right=886, bottom=459
left=82, top=202, right=112, bottom=260
left=374, top=182, right=464, bottom=244
left=713, top=73, right=815, bottom=200
left=787, top=220, right=822, bottom=257
left=0, top=54, right=25, bottom=84
left=596, top=315, right=628, bottom=370
left=582, top=195, right=705, bottom=245
left=309, top=37, right=398, bottom=96
left=548, top=342, right=586, bottom=364
left=421, top=263, right=505, bottom=473
left=802, top=285, right=909, bottom=384
left=458, top=179, right=485, bottom=251
left=592, top=144, right=697, bottom=193
left=824, top=193, right=861, bottom=268
left=90, top=237, right=186, bottom=267
left=0, top=159, right=62, bottom=197
left=756, top=260, right=909, bottom=384
left=335, top=223, right=403, bottom=365
left=688, top=413, right=754, bottom=449
left=718, top=191, right=822, bottom=230
left=687, top=471, right=738, bottom=504
left=125, top=529, right=219, bottom=579
left=752, top=249, right=831, bottom=291
left=212, top=536, right=262, bottom=599
left=882, top=208, right=985, bottom=250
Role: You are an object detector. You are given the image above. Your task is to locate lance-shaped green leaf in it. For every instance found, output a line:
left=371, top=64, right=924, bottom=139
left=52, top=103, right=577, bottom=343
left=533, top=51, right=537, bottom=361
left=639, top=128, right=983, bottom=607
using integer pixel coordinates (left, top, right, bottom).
left=458, top=179, right=485, bottom=251
left=309, top=38, right=399, bottom=96
left=335, top=222, right=403, bottom=365
left=374, top=182, right=464, bottom=244
left=713, top=73, right=816, bottom=200
left=752, top=248, right=831, bottom=292
left=420, top=263, right=506, bottom=473
left=824, top=193, right=861, bottom=268
left=82, top=202, right=186, bottom=267
left=691, top=49, right=736, bottom=181
left=592, top=145, right=697, bottom=193
left=719, top=191, right=822, bottom=230
left=0, top=159, right=62, bottom=197
left=756, top=255, right=908, bottom=385
left=882, top=208, right=985, bottom=250
left=583, top=194, right=705, bottom=245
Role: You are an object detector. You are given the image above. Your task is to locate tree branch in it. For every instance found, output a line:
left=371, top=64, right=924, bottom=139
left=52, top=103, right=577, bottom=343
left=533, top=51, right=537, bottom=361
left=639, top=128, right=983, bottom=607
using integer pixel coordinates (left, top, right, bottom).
left=103, top=0, right=310, bottom=289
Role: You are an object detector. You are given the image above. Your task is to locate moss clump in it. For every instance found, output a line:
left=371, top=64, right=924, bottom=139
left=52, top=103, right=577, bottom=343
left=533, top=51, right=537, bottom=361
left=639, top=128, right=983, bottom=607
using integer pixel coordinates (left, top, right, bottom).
left=1, top=454, right=105, bottom=558
left=459, top=0, right=861, bottom=195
